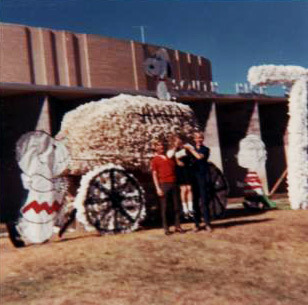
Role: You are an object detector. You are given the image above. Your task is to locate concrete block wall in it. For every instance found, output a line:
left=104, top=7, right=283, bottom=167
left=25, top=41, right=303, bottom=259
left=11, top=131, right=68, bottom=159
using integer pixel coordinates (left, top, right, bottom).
left=216, top=102, right=264, bottom=197
left=259, top=103, right=288, bottom=193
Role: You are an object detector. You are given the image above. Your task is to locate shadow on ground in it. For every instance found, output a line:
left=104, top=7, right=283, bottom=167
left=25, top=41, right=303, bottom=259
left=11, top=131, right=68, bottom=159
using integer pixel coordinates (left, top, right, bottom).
left=212, top=217, right=273, bottom=229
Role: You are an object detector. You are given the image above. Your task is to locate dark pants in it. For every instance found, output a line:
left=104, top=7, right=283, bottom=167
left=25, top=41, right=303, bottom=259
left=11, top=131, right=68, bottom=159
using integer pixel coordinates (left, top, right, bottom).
left=193, top=174, right=211, bottom=227
left=159, top=182, right=181, bottom=231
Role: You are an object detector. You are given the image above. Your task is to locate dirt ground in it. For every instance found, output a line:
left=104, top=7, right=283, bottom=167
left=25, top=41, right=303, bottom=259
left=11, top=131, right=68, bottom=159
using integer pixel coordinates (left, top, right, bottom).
left=1, top=200, right=308, bottom=305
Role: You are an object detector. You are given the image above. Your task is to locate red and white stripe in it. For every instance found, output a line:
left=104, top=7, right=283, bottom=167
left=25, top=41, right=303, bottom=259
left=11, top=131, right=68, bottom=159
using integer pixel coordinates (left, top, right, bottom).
left=244, top=171, right=264, bottom=196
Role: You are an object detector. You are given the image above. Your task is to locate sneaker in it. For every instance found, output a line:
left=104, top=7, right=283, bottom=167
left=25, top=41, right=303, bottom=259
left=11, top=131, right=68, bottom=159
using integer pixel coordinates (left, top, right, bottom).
left=188, top=211, right=195, bottom=220
left=183, top=212, right=189, bottom=220
left=193, top=226, right=201, bottom=233
left=174, top=227, right=185, bottom=234
left=164, top=230, right=172, bottom=236
left=205, top=225, right=212, bottom=232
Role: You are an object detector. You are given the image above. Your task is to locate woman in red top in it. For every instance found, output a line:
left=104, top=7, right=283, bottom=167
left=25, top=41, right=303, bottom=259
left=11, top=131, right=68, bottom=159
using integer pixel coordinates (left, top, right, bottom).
left=151, top=139, right=184, bottom=235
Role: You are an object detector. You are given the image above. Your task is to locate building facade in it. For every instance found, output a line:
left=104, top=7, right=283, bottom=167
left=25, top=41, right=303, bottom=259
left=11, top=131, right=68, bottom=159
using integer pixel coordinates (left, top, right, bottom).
left=0, top=23, right=288, bottom=221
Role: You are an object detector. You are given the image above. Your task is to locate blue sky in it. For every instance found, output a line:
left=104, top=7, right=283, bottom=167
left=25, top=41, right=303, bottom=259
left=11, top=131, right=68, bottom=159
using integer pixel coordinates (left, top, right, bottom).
left=1, top=0, right=307, bottom=95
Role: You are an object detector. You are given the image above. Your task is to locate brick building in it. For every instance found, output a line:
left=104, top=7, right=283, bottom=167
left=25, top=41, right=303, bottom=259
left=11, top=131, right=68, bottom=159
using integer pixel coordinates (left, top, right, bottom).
left=0, top=23, right=288, bottom=221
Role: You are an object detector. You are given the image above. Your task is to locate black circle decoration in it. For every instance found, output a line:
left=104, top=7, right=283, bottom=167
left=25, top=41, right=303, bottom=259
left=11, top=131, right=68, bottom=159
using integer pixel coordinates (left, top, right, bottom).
left=84, top=166, right=146, bottom=234
left=144, top=57, right=166, bottom=78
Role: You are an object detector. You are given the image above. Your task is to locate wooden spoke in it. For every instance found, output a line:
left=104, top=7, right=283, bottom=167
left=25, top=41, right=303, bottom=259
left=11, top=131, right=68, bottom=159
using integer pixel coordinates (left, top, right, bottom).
left=84, top=166, right=145, bottom=233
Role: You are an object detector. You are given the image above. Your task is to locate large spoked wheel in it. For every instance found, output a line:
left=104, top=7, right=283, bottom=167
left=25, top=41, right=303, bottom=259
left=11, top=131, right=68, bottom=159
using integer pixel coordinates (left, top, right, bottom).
left=84, top=165, right=145, bottom=234
left=207, top=162, right=229, bottom=219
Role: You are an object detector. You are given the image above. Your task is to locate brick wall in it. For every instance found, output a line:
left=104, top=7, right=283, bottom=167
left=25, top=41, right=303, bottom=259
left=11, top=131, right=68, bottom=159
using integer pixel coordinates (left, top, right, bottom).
left=0, top=26, right=33, bottom=83
left=0, top=23, right=212, bottom=92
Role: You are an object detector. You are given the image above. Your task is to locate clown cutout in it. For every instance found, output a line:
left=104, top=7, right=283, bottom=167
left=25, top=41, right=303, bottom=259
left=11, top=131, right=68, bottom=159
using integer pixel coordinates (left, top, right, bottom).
left=237, top=135, right=276, bottom=210
left=8, top=131, right=69, bottom=247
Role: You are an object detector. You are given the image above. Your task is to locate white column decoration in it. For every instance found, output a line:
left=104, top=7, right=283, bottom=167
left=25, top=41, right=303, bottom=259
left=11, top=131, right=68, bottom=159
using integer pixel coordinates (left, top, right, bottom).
left=248, top=65, right=308, bottom=209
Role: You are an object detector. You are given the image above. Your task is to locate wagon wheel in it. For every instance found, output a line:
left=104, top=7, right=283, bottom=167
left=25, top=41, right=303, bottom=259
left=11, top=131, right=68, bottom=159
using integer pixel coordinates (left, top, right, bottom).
left=207, top=162, right=229, bottom=219
left=84, top=166, right=145, bottom=233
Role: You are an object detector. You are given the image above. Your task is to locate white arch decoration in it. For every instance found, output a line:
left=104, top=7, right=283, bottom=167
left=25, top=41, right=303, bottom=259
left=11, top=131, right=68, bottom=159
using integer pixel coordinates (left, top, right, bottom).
left=248, top=65, right=308, bottom=209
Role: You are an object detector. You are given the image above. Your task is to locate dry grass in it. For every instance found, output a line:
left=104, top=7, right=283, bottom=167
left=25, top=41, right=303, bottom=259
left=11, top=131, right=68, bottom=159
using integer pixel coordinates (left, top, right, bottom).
left=1, top=203, right=308, bottom=305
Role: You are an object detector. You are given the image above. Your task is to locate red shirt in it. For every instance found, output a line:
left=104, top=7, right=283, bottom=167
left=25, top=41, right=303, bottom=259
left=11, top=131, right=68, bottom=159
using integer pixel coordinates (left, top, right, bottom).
left=151, top=155, right=176, bottom=183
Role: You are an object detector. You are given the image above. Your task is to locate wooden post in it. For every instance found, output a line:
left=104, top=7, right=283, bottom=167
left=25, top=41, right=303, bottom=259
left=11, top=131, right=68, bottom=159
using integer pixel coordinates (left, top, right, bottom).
left=269, top=169, right=287, bottom=197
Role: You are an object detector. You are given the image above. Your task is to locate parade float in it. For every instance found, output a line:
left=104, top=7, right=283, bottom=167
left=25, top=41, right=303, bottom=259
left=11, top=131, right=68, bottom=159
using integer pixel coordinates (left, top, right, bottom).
left=10, top=94, right=228, bottom=246
left=248, top=65, right=308, bottom=209
left=57, top=94, right=228, bottom=234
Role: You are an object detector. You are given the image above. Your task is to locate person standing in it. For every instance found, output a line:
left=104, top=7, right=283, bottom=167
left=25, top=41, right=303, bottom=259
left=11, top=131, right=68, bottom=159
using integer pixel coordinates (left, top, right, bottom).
left=184, top=132, right=212, bottom=232
left=167, top=135, right=194, bottom=219
left=151, top=139, right=184, bottom=235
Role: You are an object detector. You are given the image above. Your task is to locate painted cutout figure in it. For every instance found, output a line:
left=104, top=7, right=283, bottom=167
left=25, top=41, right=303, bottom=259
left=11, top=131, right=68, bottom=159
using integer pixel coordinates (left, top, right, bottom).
left=248, top=65, right=308, bottom=209
left=7, top=131, right=69, bottom=247
left=144, top=48, right=172, bottom=100
left=237, top=135, right=276, bottom=210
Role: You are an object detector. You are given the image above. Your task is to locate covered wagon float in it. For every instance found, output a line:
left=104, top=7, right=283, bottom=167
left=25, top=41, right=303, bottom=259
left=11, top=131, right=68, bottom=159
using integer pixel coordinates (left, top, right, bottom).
left=57, top=94, right=228, bottom=236
left=8, top=94, right=228, bottom=247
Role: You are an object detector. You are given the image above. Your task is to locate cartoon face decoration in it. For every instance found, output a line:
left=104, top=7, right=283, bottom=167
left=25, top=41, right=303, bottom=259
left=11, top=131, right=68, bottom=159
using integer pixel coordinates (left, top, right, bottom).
left=237, top=134, right=267, bottom=171
left=143, top=48, right=172, bottom=79
left=15, top=131, right=69, bottom=243
left=16, top=131, right=69, bottom=179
